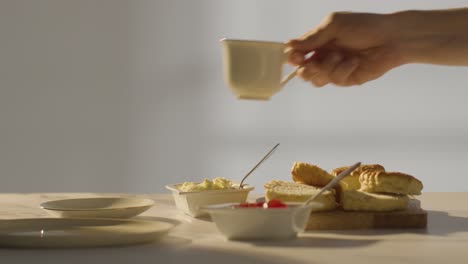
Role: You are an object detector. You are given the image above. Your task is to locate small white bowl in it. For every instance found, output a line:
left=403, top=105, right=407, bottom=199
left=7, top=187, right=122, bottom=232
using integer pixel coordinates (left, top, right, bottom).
left=165, top=183, right=254, bottom=217
left=40, top=197, right=154, bottom=219
left=201, top=202, right=322, bottom=240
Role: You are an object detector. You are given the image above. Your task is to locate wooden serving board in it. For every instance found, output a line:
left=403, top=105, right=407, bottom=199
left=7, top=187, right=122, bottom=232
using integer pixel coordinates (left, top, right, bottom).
left=306, top=199, right=427, bottom=230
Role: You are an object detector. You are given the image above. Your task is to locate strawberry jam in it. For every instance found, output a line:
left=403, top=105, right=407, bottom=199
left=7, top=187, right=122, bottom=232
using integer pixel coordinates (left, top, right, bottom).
left=265, top=199, right=287, bottom=208
left=234, top=199, right=287, bottom=208
left=235, top=201, right=264, bottom=208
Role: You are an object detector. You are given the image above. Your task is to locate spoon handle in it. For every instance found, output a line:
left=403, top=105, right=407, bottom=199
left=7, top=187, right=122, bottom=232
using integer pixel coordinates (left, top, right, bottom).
left=305, top=162, right=361, bottom=206
left=239, top=143, right=280, bottom=188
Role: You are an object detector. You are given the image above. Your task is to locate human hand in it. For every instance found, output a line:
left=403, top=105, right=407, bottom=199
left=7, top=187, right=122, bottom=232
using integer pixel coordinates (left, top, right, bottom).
left=287, top=12, right=405, bottom=87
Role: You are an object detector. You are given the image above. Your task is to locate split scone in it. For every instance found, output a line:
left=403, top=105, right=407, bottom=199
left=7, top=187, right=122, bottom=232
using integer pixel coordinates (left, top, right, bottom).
left=331, top=164, right=385, bottom=190
left=264, top=180, right=337, bottom=211
left=341, top=190, right=409, bottom=212
left=291, top=162, right=334, bottom=187
left=359, top=171, right=423, bottom=195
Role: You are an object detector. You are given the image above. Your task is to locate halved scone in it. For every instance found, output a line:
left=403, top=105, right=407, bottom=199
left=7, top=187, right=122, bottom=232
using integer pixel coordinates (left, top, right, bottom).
left=341, top=190, right=409, bottom=212
left=264, top=180, right=337, bottom=211
left=359, top=171, right=423, bottom=195
left=291, top=162, right=334, bottom=187
left=331, top=164, right=385, bottom=190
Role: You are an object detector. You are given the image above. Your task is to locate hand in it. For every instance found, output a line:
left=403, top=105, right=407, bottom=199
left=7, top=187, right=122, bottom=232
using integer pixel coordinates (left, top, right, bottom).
left=287, top=12, right=405, bottom=87
left=288, top=8, right=468, bottom=88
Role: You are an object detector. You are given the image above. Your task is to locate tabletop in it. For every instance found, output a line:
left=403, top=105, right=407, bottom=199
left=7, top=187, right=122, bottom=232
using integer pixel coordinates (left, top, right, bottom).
left=1, top=192, right=468, bottom=264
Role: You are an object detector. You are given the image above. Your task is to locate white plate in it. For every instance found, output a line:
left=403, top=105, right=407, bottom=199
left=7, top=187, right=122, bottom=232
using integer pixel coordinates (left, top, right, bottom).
left=40, top=197, right=154, bottom=218
left=0, top=218, right=174, bottom=248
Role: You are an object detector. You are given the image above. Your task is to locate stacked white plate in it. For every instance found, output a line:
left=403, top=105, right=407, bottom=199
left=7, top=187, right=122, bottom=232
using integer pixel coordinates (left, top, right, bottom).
left=0, top=197, right=174, bottom=248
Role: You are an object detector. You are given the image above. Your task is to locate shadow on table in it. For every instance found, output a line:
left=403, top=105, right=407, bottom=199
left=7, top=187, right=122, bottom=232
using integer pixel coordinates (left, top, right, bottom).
left=0, top=243, right=308, bottom=264
left=191, top=214, right=212, bottom=222
left=425, top=210, right=468, bottom=236
left=248, top=236, right=379, bottom=248
left=310, top=210, right=468, bottom=237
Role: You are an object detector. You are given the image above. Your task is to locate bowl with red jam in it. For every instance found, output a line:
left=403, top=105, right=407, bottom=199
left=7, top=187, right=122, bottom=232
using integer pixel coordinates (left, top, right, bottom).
left=201, top=199, right=323, bottom=240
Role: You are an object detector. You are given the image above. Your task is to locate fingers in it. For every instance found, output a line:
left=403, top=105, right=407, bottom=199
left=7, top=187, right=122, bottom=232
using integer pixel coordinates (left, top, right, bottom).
left=286, top=14, right=340, bottom=65
left=288, top=26, right=336, bottom=52
left=312, top=52, right=344, bottom=87
left=298, top=61, right=330, bottom=88
left=330, top=57, right=360, bottom=86
left=297, top=62, right=319, bottom=84
left=288, top=50, right=306, bottom=65
left=298, top=52, right=363, bottom=87
left=298, top=52, right=344, bottom=87
left=286, top=29, right=334, bottom=66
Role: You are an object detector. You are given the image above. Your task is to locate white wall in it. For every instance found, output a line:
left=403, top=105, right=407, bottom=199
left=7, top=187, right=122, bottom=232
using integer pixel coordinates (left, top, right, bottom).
left=1, top=0, right=467, bottom=193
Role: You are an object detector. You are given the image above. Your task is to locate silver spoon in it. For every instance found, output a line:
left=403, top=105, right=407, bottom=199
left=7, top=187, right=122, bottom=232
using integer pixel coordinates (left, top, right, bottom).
left=304, top=162, right=361, bottom=206
left=239, top=143, right=280, bottom=188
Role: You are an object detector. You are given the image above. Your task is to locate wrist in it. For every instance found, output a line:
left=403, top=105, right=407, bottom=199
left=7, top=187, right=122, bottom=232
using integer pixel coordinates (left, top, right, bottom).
left=385, top=10, right=434, bottom=64
left=386, top=9, right=468, bottom=65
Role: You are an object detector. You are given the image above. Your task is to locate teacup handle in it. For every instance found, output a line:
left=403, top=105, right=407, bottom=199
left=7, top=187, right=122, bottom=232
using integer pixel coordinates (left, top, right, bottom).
left=280, top=47, right=298, bottom=87
left=280, top=68, right=298, bottom=87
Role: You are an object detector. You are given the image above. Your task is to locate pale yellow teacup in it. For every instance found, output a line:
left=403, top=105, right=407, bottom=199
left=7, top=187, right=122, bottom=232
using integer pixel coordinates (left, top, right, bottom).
left=221, top=38, right=297, bottom=100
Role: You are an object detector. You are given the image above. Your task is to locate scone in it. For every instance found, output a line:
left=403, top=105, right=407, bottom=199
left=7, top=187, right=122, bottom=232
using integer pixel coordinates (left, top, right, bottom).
left=341, top=190, right=409, bottom=211
left=291, top=162, right=334, bottom=187
left=264, top=180, right=337, bottom=211
left=331, top=164, right=385, bottom=190
left=359, top=171, right=423, bottom=195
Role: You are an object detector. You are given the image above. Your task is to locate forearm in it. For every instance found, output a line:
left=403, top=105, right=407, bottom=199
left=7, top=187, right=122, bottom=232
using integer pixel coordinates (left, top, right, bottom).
left=389, top=8, right=468, bottom=66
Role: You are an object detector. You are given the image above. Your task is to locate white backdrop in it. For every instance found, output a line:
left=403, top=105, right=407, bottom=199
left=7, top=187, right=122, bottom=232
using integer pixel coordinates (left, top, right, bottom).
left=1, top=0, right=467, bottom=193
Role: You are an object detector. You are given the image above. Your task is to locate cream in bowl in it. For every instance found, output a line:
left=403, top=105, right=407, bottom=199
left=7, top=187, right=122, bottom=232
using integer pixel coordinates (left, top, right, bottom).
left=178, top=177, right=236, bottom=192
left=201, top=199, right=323, bottom=240
left=166, top=177, right=254, bottom=217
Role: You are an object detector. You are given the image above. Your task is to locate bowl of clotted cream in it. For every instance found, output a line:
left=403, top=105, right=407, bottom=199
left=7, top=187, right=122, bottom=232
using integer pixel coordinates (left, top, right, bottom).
left=166, top=177, right=254, bottom=217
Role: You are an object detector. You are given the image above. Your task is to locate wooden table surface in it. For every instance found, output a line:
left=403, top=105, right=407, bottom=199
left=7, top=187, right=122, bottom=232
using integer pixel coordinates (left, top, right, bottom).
left=1, top=193, right=467, bottom=264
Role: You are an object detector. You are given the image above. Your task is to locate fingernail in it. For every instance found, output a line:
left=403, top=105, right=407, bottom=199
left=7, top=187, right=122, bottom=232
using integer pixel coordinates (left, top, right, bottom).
left=298, top=66, right=318, bottom=80
left=287, top=39, right=301, bottom=47
left=314, top=78, right=328, bottom=87
left=297, top=67, right=308, bottom=80
left=306, top=65, right=319, bottom=75
left=291, top=53, right=303, bottom=64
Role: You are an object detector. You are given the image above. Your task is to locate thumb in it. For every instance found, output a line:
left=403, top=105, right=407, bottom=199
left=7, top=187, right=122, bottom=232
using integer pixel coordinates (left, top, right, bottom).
left=287, top=26, right=335, bottom=52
